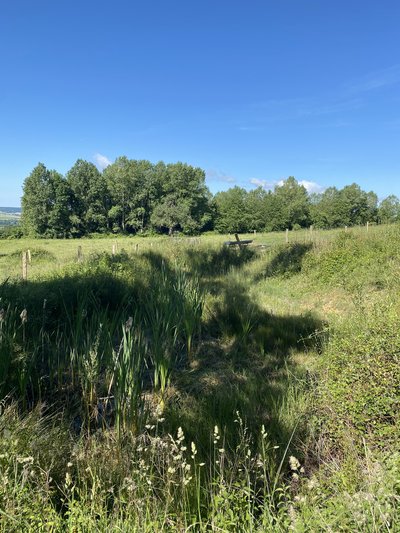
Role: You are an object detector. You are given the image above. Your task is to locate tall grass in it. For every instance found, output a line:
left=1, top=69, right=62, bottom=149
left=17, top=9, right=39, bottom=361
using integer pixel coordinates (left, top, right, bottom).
left=0, top=227, right=399, bottom=530
left=112, top=319, right=147, bottom=435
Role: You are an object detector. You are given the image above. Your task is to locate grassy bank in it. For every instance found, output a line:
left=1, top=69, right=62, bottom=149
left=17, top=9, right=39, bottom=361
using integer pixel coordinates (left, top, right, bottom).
left=0, top=225, right=399, bottom=530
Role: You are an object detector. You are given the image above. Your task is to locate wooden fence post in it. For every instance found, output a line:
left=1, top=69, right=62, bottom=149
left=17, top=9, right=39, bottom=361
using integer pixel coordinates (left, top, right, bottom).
left=285, top=229, right=289, bottom=243
left=77, top=245, right=82, bottom=262
left=22, top=252, right=28, bottom=280
left=27, top=249, right=32, bottom=264
left=366, top=221, right=369, bottom=232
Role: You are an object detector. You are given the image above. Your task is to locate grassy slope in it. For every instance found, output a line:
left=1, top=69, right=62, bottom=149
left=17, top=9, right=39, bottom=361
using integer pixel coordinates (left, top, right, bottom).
left=0, top=225, right=399, bottom=531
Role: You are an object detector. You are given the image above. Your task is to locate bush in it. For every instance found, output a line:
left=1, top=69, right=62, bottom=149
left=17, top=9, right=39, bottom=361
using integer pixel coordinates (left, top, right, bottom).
left=319, top=298, right=400, bottom=452
left=0, top=225, right=24, bottom=239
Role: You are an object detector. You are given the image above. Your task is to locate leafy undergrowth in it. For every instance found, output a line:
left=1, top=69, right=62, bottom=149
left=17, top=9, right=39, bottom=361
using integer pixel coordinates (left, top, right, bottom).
left=290, top=295, right=400, bottom=531
left=290, top=228, right=400, bottom=531
left=303, top=225, right=400, bottom=292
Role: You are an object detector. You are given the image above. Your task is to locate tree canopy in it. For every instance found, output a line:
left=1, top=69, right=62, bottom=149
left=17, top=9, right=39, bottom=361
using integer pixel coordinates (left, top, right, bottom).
left=20, top=160, right=398, bottom=237
left=21, top=158, right=213, bottom=237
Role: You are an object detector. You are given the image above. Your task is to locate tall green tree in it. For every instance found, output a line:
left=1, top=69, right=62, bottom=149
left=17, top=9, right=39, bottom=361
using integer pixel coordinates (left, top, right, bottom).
left=310, top=185, right=378, bottom=228
left=46, top=171, right=72, bottom=237
left=151, top=162, right=212, bottom=234
left=340, top=183, right=377, bottom=226
left=378, top=195, right=400, bottom=223
left=21, top=163, right=71, bottom=237
left=66, top=159, right=109, bottom=235
left=21, top=163, right=51, bottom=236
left=103, top=157, right=136, bottom=232
left=214, top=187, right=250, bottom=233
left=246, top=187, right=269, bottom=231
left=272, top=177, right=310, bottom=229
left=310, top=187, right=346, bottom=228
left=104, top=157, right=161, bottom=233
left=126, top=159, right=161, bottom=232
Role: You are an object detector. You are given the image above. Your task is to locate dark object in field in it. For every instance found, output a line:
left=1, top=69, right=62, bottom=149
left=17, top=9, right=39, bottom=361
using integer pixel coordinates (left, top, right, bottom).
left=224, top=233, right=253, bottom=247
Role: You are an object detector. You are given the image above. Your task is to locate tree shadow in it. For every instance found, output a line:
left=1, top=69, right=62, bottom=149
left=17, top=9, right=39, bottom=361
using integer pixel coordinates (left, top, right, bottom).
left=0, top=246, right=326, bottom=473
left=257, top=242, right=313, bottom=279
left=185, top=245, right=256, bottom=276
left=160, top=247, right=326, bottom=463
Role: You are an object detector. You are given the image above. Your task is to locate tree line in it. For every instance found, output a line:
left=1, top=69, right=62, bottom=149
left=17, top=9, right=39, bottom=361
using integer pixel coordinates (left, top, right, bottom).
left=20, top=158, right=400, bottom=237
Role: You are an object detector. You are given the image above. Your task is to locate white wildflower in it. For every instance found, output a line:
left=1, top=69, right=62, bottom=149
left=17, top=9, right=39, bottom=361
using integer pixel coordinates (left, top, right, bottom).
left=289, top=456, right=301, bottom=471
left=191, top=442, right=197, bottom=457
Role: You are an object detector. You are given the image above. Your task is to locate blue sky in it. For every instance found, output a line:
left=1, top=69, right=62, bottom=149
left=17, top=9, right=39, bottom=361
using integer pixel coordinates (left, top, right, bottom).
left=1, top=0, right=400, bottom=206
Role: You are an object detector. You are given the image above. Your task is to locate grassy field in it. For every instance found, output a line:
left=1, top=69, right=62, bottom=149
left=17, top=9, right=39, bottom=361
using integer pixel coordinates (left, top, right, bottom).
left=0, top=225, right=379, bottom=280
left=0, top=225, right=399, bottom=531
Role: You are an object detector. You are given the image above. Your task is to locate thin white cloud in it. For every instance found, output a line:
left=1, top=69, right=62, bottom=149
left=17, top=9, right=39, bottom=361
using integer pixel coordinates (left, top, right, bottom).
left=296, top=98, right=363, bottom=118
left=298, top=180, right=325, bottom=194
left=236, top=94, right=363, bottom=131
left=93, top=153, right=112, bottom=170
left=250, top=178, right=274, bottom=189
left=345, top=64, right=400, bottom=94
left=250, top=178, right=324, bottom=194
left=206, top=169, right=236, bottom=184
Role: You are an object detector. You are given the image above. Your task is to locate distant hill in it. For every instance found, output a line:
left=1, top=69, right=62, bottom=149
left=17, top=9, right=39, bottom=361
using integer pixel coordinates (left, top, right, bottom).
left=0, top=207, right=21, bottom=216
left=0, top=207, right=21, bottom=227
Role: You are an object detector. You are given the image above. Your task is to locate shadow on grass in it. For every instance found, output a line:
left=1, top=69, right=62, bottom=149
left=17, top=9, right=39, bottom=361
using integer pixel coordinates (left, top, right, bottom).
left=0, top=248, right=326, bottom=472
left=256, top=242, right=313, bottom=279
left=185, top=245, right=257, bottom=276
left=161, top=247, right=325, bottom=463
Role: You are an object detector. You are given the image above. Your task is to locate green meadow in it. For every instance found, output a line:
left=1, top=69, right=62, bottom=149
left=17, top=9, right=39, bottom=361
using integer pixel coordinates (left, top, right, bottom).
left=0, top=225, right=399, bottom=531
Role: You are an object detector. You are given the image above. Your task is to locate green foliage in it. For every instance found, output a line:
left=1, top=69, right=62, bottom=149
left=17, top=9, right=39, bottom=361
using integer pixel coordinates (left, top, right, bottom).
left=264, top=243, right=313, bottom=278
left=21, top=163, right=72, bottom=237
left=310, top=183, right=378, bottom=229
left=319, top=300, right=400, bottom=449
left=214, top=177, right=311, bottom=233
left=214, top=186, right=251, bottom=233
left=272, top=176, right=310, bottom=230
left=1, top=228, right=400, bottom=529
left=185, top=243, right=256, bottom=276
left=378, top=194, right=400, bottom=224
left=103, top=157, right=159, bottom=233
left=150, top=162, right=212, bottom=234
left=294, top=450, right=400, bottom=531
left=20, top=156, right=391, bottom=239
left=21, top=158, right=212, bottom=237
left=302, top=226, right=400, bottom=295
left=0, top=225, right=24, bottom=239
left=0, top=407, right=296, bottom=531
left=67, top=159, right=109, bottom=234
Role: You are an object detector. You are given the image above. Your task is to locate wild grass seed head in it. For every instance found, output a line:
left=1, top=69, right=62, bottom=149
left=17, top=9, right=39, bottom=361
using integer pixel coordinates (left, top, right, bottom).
left=20, top=308, right=28, bottom=324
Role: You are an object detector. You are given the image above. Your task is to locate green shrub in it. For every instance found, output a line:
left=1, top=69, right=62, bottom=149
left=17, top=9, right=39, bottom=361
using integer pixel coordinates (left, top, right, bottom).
left=318, top=297, right=400, bottom=452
